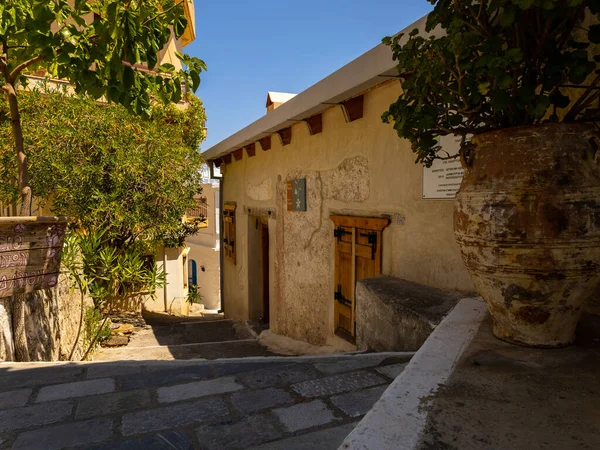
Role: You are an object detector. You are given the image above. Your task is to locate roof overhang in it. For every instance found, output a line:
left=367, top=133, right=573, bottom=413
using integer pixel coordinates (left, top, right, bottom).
left=202, top=14, right=432, bottom=162
left=180, top=0, right=196, bottom=47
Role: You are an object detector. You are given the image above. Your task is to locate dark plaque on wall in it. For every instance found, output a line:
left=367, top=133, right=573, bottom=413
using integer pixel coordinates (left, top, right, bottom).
left=287, top=178, right=307, bottom=211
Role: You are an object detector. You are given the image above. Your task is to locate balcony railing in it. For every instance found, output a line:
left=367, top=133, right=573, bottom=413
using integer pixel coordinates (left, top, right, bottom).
left=186, top=197, right=208, bottom=227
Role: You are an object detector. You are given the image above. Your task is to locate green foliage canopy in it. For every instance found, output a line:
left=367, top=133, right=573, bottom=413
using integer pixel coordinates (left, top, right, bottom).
left=0, top=88, right=207, bottom=248
left=382, top=0, right=600, bottom=166
left=1, top=0, right=206, bottom=214
left=0, top=0, right=206, bottom=113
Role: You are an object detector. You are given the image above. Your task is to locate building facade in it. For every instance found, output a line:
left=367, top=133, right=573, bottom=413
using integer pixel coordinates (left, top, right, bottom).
left=203, top=16, right=474, bottom=349
left=148, top=183, right=221, bottom=314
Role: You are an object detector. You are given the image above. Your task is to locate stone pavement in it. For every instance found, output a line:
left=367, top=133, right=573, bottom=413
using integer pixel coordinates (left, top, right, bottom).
left=0, top=352, right=412, bottom=450
left=95, top=319, right=278, bottom=361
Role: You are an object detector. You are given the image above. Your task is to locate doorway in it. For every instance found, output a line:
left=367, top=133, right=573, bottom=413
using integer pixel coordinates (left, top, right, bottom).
left=188, top=259, right=198, bottom=287
left=261, top=223, right=270, bottom=324
left=331, top=215, right=390, bottom=342
left=248, top=216, right=270, bottom=325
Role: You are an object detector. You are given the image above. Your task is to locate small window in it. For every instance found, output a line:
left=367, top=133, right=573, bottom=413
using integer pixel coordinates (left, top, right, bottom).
left=223, top=203, right=236, bottom=264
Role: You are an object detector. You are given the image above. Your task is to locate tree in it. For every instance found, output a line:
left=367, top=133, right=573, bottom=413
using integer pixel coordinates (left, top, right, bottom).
left=0, top=88, right=207, bottom=359
left=0, top=89, right=207, bottom=281
left=0, top=0, right=205, bottom=361
left=382, top=0, right=599, bottom=166
left=0, top=88, right=206, bottom=241
left=0, top=0, right=206, bottom=214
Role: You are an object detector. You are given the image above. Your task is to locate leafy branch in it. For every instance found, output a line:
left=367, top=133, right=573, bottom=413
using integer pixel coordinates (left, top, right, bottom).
left=382, top=0, right=600, bottom=166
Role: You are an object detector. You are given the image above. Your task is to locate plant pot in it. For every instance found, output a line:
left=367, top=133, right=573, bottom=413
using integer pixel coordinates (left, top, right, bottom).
left=0, top=216, right=69, bottom=298
left=454, top=123, right=600, bottom=348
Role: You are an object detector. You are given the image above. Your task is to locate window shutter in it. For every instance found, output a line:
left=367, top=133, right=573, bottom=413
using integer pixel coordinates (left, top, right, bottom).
left=224, top=203, right=236, bottom=264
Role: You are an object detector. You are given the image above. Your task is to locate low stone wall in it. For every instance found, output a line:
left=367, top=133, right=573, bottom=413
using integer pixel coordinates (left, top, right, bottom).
left=356, top=276, right=465, bottom=352
left=0, top=273, right=93, bottom=361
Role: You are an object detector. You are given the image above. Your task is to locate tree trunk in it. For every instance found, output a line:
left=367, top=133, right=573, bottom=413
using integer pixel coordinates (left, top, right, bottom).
left=4, top=81, right=31, bottom=361
left=5, top=82, right=31, bottom=215
left=11, top=295, right=29, bottom=361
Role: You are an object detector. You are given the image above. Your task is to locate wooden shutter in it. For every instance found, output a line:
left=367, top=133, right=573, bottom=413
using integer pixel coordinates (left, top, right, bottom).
left=332, top=215, right=389, bottom=341
left=224, top=203, right=236, bottom=264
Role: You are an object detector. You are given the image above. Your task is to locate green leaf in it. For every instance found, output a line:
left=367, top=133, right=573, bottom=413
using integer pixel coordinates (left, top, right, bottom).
left=174, top=16, right=188, bottom=38
left=190, top=71, right=200, bottom=92
left=499, top=8, right=516, bottom=27
left=569, top=61, right=595, bottom=84
left=497, top=73, right=513, bottom=90
left=551, top=90, right=571, bottom=109
left=589, top=25, right=600, bottom=44
left=531, top=96, right=551, bottom=119
left=157, top=63, right=176, bottom=73
left=478, top=82, right=491, bottom=95
left=506, top=48, right=523, bottom=63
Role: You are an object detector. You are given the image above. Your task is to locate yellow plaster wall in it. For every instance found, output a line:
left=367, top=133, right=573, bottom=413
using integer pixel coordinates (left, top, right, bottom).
left=221, top=80, right=474, bottom=346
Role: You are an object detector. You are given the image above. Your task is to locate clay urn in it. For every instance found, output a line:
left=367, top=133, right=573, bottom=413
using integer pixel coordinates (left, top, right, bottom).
left=454, top=123, right=600, bottom=347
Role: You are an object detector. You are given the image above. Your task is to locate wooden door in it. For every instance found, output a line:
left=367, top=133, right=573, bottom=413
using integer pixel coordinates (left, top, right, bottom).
left=332, top=215, right=390, bottom=341
left=261, top=223, right=270, bottom=324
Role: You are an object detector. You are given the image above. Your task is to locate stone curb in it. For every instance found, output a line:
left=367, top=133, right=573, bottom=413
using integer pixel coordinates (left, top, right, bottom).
left=0, top=351, right=415, bottom=369
left=339, top=297, right=487, bottom=450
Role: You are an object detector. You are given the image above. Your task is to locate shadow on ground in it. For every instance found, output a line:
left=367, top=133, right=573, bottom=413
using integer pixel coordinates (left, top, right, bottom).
left=96, top=311, right=280, bottom=361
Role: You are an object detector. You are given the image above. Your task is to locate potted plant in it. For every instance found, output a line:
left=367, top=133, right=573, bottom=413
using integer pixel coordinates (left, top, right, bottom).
left=383, top=0, right=600, bottom=347
left=0, top=0, right=205, bottom=360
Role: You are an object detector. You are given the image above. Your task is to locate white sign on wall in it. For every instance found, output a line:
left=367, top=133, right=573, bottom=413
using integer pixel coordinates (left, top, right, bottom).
left=422, top=135, right=465, bottom=200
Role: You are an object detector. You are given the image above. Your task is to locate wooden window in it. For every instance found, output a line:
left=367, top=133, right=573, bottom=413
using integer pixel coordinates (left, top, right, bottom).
left=182, top=254, right=188, bottom=289
left=223, top=203, right=237, bottom=264
left=331, top=215, right=390, bottom=342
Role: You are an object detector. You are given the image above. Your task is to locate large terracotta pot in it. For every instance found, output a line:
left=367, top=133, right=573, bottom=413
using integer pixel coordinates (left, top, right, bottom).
left=454, top=123, right=600, bottom=348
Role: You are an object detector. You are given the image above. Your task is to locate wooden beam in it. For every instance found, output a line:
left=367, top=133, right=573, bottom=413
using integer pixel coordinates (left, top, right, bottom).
left=213, top=158, right=222, bottom=168
left=245, top=143, right=256, bottom=157
left=232, top=149, right=244, bottom=161
left=222, top=153, right=232, bottom=164
left=330, top=214, right=390, bottom=231
left=304, top=114, right=322, bottom=135
left=258, top=136, right=271, bottom=151
left=276, top=127, right=292, bottom=146
left=341, top=95, right=364, bottom=122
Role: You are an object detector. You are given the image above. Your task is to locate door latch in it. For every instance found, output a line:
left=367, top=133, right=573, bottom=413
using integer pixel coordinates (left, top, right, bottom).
left=334, top=284, right=352, bottom=307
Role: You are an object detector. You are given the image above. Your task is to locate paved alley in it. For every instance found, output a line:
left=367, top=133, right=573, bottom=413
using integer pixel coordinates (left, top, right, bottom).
left=96, top=314, right=277, bottom=361
left=0, top=352, right=412, bottom=450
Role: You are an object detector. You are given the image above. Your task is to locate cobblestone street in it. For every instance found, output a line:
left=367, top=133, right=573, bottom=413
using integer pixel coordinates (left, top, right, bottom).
left=0, top=353, right=411, bottom=450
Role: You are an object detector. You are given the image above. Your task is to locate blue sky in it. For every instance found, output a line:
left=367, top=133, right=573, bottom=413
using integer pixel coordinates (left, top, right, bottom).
left=185, top=1, right=432, bottom=151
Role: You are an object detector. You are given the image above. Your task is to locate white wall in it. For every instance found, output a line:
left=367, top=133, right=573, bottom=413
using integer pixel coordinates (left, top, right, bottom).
left=186, top=183, right=221, bottom=310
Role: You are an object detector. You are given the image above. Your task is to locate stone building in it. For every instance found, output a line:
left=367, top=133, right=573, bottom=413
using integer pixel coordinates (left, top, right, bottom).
left=202, top=16, right=474, bottom=350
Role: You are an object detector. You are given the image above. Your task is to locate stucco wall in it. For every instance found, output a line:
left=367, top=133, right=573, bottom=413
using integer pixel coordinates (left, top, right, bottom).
left=221, top=80, right=474, bottom=346
left=185, top=184, right=221, bottom=310
left=148, top=246, right=190, bottom=315
left=187, top=244, right=220, bottom=310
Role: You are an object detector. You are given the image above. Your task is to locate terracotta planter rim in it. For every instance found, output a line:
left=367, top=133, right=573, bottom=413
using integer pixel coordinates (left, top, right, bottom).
left=474, top=121, right=595, bottom=140
left=0, top=216, right=69, bottom=224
